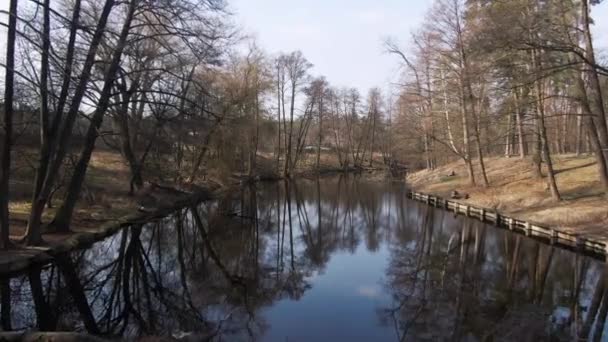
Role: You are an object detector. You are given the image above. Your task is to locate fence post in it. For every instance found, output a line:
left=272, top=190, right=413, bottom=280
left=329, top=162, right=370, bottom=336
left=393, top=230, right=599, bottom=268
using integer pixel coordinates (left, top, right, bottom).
left=551, top=230, right=558, bottom=244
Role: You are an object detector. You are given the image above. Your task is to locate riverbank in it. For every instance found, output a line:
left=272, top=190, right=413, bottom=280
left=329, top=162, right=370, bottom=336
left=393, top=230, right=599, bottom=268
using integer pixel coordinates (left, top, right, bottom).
left=3, top=149, right=229, bottom=275
left=407, top=154, right=608, bottom=241
left=1, top=181, right=222, bottom=275
left=3, top=149, right=381, bottom=274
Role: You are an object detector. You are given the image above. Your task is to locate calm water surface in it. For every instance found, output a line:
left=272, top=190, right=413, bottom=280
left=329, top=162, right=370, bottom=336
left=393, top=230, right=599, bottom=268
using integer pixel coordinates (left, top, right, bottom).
left=1, top=176, right=607, bottom=341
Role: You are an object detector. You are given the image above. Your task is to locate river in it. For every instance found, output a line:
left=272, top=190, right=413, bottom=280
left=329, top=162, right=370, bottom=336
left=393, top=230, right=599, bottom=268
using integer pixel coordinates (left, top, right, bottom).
left=0, top=175, right=605, bottom=341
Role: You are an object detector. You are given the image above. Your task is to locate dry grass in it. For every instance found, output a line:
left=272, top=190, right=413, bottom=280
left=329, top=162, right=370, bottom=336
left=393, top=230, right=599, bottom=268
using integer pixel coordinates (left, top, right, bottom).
left=9, top=149, right=137, bottom=239
left=407, top=154, right=608, bottom=240
left=1, top=148, right=222, bottom=270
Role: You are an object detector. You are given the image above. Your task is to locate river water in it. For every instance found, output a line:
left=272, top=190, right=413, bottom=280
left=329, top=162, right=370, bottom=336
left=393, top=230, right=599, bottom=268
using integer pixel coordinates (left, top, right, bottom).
left=0, top=176, right=606, bottom=341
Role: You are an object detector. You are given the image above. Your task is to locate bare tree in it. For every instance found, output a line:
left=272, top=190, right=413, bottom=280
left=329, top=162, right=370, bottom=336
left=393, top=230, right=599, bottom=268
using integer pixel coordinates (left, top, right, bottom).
left=0, top=0, right=18, bottom=249
left=282, top=51, right=312, bottom=177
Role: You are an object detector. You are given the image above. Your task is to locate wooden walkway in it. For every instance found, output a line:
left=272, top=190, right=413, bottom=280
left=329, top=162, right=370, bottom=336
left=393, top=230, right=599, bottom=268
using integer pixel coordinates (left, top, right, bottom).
left=408, top=191, right=607, bottom=260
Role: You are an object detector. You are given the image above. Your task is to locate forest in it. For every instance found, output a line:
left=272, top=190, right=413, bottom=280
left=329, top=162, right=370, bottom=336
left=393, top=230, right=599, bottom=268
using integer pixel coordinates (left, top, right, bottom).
left=0, top=0, right=607, bottom=250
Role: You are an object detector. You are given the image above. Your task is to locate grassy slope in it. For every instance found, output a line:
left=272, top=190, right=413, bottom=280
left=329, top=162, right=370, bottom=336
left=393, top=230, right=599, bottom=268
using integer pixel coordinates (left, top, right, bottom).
left=407, top=154, right=608, bottom=239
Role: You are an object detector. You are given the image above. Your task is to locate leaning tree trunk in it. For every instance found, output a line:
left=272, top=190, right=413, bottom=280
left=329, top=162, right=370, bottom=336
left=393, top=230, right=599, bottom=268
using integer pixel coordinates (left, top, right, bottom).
left=24, top=0, right=116, bottom=245
left=30, top=0, right=82, bottom=218
left=539, top=117, right=561, bottom=201
left=29, top=266, right=56, bottom=330
left=50, top=0, right=137, bottom=232
left=581, top=0, right=608, bottom=163
left=578, top=1, right=608, bottom=196
left=577, top=78, right=608, bottom=193
left=55, top=254, right=100, bottom=334
left=533, top=49, right=560, bottom=201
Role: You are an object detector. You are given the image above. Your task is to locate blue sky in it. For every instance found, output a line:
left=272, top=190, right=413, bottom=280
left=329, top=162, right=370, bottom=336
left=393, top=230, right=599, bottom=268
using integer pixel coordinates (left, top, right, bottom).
left=229, top=0, right=430, bottom=93
left=0, top=0, right=606, bottom=94
left=230, top=0, right=608, bottom=94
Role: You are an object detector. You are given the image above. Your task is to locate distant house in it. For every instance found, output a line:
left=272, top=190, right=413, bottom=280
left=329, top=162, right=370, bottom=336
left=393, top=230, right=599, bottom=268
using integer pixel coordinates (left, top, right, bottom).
left=303, top=145, right=332, bottom=153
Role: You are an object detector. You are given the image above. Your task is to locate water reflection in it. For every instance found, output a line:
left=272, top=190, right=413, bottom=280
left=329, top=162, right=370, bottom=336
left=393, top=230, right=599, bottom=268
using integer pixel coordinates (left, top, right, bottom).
left=0, top=176, right=606, bottom=341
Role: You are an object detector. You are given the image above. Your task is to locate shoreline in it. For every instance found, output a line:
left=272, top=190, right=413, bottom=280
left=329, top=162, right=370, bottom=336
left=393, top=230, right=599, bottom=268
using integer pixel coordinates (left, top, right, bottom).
left=0, top=168, right=377, bottom=277
left=407, top=155, right=608, bottom=247
left=0, top=185, right=225, bottom=276
left=408, top=190, right=607, bottom=260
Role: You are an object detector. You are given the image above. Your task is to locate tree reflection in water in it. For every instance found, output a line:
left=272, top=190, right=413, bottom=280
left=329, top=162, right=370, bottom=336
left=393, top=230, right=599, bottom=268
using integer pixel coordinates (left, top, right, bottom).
left=383, top=203, right=608, bottom=341
left=0, top=175, right=606, bottom=341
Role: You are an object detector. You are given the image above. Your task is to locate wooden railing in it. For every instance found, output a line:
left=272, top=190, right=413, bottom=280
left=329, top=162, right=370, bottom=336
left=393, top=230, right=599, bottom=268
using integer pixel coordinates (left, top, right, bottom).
left=407, top=191, right=607, bottom=258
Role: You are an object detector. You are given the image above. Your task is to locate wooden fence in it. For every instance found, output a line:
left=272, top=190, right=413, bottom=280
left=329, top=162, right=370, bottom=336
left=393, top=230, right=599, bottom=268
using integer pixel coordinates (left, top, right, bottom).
left=407, top=191, right=607, bottom=259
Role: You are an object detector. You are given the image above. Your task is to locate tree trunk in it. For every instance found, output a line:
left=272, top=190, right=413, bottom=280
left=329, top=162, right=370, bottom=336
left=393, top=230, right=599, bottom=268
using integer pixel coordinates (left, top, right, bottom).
left=31, top=0, right=81, bottom=219
left=469, top=93, right=489, bottom=187
left=505, top=112, right=512, bottom=157
left=460, top=86, right=476, bottom=186
left=533, top=49, right=560, bottom=201
left=316, top=94, right=323, bottom=171
left=368, top=110, right=377, bottom=168
left=539, top=114, right=561, bottom=200
left=29, top=266, right=56, bottom=330
left=24, top=0, right=116, bottom=245
left=426, top=64, right=435, bottom=170
left=593, top=279, right=608, bottom=342
left=572, top=56, right=608, bottom=194
left=55, top=255, right=100, bottom=334
left=424, top=133, right=431, bottom=169
left=34, top=0, right=51, bottom=208
left=285, top=80, right=296, bottom=177
left=531, top=106, right=544, bottom=179
left=50, top=0, right=137, bottom=231
left=188, top=120, right=221, bottom=184
left=276, top=65, right=282, bottom=173
left=514, top=90, right=527, bottom=158
left=114, top=91, right=143, bottom=195
left=249, top=89, right=260, bottom=178
left=581, top=0, right=608, bottom=163
left=0, top=0, right=18, bottom=249
left=1, top=279, right=11, bottom=330
left=576, top=103, right=583, bottom=156
left=579, top=268, right=606, bottom=340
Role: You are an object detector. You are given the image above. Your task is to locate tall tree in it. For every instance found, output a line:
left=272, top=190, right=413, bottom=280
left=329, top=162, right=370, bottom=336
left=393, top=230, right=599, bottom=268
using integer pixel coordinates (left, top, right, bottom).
left=0, top=0, right=18, bottom=249
left=282, top=51, right=312, bottom=177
